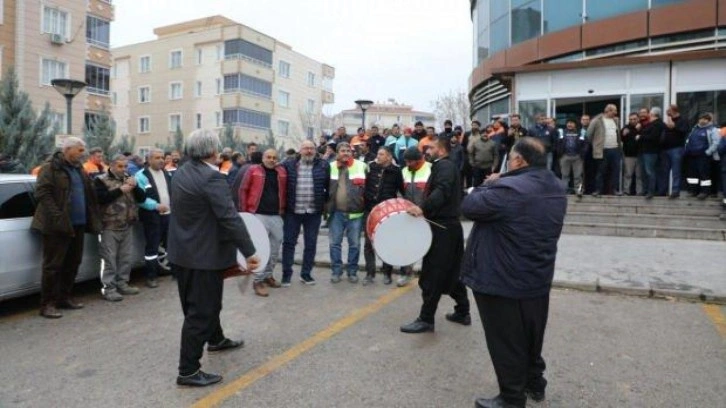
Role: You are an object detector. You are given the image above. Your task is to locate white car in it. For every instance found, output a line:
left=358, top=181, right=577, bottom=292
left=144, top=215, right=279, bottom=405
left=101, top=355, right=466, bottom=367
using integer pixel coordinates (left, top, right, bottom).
left=0, top=174, right=145, bottom=301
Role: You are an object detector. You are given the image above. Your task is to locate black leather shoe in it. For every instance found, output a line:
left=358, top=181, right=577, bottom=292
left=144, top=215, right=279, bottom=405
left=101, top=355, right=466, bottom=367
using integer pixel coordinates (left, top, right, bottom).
left=445, top=312, right=471, bottom=326
left=57, top=299, right=84, bottom=309
left=39, top=305, right=63, bottom=319
left=525, top=388, right=545, bottom=402
left=400, top=318, right=434, bottom=333
left=475, top=395, right=523, bottom=408
left=207, top=338, right=244, bottom=352
left=176, top=370, right=222, bottom=387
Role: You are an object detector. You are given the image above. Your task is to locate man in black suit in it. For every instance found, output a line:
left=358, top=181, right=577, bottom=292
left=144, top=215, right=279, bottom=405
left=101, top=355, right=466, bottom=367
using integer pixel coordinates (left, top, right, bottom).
left=400, top=135, right=471, bottom=334
left=168, top=129, right=260, bottom=387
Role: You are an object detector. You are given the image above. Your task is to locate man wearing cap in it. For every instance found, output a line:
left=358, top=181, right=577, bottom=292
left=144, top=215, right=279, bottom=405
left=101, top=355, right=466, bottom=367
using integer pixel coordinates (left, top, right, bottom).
left=327, top=143, right=367, bottom=283
left=395, top=127, right=419, bottom=165
left=363, top=147, right=404, bottom=285
left=440, top=119, right=455, bottom=139
left=400, top=136, right=471, bottom=333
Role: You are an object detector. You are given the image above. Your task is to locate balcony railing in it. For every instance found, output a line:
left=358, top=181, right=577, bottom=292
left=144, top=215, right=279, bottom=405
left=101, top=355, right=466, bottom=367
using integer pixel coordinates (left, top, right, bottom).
left=87, top=38, right=110, bottom=49
left=224, top=53, right=272, bottom=69
left=87, top=87, right=110, bottom=96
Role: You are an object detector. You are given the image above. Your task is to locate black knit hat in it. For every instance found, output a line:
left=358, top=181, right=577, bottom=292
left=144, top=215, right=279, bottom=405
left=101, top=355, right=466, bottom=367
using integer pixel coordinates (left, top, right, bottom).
left=414, top=120, right=424, bottom=127
left=403, top=146, right=422, bottom=161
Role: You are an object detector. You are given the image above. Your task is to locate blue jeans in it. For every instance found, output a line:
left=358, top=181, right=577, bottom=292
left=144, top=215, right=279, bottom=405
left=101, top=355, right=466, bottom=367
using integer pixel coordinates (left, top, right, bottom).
left=661, top=147, right=684, bottom=195
left=328, top=211, right=363, bottom=277
left=282, top=213, right=323, bottom=281
left=640, top=153, right=659, bottom=195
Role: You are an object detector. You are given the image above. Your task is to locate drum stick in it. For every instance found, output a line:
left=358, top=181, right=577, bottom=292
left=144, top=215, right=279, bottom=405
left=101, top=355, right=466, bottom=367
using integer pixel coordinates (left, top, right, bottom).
left=423, top=217, right=447, bottom=230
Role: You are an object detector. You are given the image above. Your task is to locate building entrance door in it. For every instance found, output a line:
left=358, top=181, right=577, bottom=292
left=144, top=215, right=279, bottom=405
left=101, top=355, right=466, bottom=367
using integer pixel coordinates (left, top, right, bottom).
left=552, top=95, right=623, bottom=127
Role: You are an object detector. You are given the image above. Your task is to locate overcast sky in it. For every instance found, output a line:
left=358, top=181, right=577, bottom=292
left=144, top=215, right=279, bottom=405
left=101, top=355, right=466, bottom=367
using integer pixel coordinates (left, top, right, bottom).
left=110, top=0, right=473, bottom=115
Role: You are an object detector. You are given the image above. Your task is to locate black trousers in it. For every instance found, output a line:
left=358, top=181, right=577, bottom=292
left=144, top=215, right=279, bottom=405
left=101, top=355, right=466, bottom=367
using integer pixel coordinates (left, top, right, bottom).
left=141, top=212, right=169, bottom=278
left=472, top=167, right=493, bottom=188
left=175, top=265, right=226, bottom=376
left=40, top=226, right=85, bottom=307
left=474, top=292, right=549, bottom=407
left=419, top=220, right=470, bottom=323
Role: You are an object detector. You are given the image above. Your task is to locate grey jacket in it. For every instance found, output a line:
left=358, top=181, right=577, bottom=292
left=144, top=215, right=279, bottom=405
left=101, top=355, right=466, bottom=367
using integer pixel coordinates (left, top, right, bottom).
left=587, top=114, right=622, bottom=159
left=167, top=160, right=256, bottom=270
left=467, top=134, right=499, bottom=170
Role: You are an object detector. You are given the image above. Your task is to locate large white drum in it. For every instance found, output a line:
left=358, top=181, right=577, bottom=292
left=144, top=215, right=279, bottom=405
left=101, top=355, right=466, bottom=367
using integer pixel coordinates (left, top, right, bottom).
left=236, top=212, right=270, bottom=273
left=367, top=198, right=432, bottom=266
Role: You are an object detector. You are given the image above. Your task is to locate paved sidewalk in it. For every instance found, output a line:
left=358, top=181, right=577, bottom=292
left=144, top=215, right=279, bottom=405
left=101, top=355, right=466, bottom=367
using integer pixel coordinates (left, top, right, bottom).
left=294, top=221, right=726, bottom=303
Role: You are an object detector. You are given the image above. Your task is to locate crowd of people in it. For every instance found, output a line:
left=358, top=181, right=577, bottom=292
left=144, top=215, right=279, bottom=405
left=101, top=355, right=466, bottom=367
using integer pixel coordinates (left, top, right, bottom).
left=23, top=106, right=725, bottom=402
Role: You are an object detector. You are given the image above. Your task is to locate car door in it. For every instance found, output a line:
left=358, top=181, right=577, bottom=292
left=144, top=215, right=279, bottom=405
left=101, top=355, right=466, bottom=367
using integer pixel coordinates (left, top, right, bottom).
left=0, top=181, right=41, bottom=300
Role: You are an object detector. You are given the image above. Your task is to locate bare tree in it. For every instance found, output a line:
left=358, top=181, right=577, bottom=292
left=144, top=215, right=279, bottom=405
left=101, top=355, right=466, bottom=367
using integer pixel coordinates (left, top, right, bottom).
left=431, top=90, right=471, bottom=131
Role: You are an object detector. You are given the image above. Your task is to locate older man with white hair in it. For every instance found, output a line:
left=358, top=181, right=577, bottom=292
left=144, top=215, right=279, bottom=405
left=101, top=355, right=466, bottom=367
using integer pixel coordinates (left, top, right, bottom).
left=168, top=129, right=260, bottom=387
left=32, top=137, right=102, bottom=318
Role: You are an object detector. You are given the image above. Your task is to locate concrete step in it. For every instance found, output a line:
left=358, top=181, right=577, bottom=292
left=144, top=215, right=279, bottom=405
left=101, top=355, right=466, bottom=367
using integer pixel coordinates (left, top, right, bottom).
left=565, top=212, right=726, bottom=229
left=563, top=222, right=726, bottom=241
left=568, top=194, right=724, bottom=208
left=567, top=202, right=723, bottom=217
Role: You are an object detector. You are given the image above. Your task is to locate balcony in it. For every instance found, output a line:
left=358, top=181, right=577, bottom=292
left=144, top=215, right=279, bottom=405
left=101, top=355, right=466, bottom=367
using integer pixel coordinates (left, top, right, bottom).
left=221, top=93, right=273, bottom=113
left=222, top=59, right=274, bottom=82
left=322, top=90, right=335, bottom=104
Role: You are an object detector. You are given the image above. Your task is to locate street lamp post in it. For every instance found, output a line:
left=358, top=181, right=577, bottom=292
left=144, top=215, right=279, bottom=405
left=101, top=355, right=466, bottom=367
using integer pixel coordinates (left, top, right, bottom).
left=51, top=79, right=87, bottom=134
left=354, top=99, right=374, bottom=132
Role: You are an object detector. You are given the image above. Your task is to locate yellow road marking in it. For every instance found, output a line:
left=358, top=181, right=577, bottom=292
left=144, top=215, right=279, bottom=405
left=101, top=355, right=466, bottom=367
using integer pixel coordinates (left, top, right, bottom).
left=193, top=280, right=418, bottom=408
left=703, top=304, right=726, bottom=340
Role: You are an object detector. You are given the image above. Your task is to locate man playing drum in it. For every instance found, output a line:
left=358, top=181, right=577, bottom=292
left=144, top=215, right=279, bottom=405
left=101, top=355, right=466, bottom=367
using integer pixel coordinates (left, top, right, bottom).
left=398, top=147, right=431, bottom=287
left=400, top=136, right=471, bottom=334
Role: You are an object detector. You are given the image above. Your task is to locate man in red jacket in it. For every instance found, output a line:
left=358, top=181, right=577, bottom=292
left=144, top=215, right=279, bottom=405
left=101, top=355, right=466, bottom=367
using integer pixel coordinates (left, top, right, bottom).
left=239, top=149, right=288, bottom=297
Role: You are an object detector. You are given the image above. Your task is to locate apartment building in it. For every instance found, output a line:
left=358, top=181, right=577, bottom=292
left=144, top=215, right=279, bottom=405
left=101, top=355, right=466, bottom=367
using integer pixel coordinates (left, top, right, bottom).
left=111, top=16, right=335, bottom=153
left=337, top=99, right=436, bottom=135
left=0, top=0, right=114, bottom=136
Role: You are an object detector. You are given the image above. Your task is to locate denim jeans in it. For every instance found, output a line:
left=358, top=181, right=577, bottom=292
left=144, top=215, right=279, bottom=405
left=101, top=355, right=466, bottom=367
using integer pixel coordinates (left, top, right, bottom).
left=721, top=159, right=726, bottom=202
left=598, top=148, right=622, bottom=194
left=282, top=213, right=323, bottom=281
left=660, top=147, right=684, bottom=195
left=640, top=153, right=659, bottom=195
left=329, top=211, right=363, bottom=277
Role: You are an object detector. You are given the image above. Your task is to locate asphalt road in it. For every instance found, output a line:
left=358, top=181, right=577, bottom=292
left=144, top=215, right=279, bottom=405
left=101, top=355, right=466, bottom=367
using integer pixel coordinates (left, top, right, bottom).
left=0, top=269, right=724, bottom=408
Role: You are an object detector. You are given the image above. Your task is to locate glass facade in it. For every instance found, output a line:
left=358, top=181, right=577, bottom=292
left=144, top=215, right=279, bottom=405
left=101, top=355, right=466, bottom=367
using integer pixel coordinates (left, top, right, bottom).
left=471, top=0, right=690, bottom=67
left=224, top=39, right=273, bottom=67
left=677, top=90, right=726, bottom=127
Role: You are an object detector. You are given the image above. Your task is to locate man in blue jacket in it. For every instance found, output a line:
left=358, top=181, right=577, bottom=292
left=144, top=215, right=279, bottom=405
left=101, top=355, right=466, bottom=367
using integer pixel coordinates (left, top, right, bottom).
left=461, top=137, right=567, bottom=408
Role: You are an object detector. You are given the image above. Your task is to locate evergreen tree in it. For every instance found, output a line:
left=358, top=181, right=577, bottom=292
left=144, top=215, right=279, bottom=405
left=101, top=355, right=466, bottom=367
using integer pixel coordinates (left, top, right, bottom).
left=84, top=110, right=115, bottom=155
left=173, top=126, right=184, bottom=152
left=0, top=67, right=56, bottom=170
left=111, top=134, right=136, bottom=156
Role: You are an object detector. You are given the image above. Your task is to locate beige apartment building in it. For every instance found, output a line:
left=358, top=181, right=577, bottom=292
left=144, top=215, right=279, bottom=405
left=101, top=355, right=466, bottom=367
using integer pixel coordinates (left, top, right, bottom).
left=111, top=16, right=335, bottom=153
left=337, top=99, right=436, bottom=135
left=0, top=0, right=114, bottom=136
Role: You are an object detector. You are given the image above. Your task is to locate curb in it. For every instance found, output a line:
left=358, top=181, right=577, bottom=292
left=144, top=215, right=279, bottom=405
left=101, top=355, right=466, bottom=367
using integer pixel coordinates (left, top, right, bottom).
left=295, top=259, right=726, bottom=305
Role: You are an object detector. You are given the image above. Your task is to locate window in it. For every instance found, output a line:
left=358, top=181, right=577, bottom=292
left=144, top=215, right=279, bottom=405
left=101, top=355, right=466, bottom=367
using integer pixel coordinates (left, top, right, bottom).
left=138, top=86, right=150, bottom=103
left=85, top=63, right=110, bottom=95
left=586, top=0, right=648, bottom=23
left=278, top=120, right=290, bottom=136
left=215, top=111, right=221, bottom=127
left=651, top=0, right=687, bottom=7
left=169, top=82, right=183, bottom=100
left=86, top=16, right=110, bottom=48
left=49, top=112, right=65, bottom=131
left=629, top=94, right=664, bottom=115
left=278, top=90, right=290, bottom=108
left=517, top=99, right=547, bottom=129
left=511, top=0, right=541, bottom=45
left=307, top=127, right=315, bottom=139
left=139, top=55, right=151, bottom=73
left=42, top=6, right=68, bottom=38
left=489, top=14, right=510, bottom=55
left=676, top=90, right=726, bottom=126
left=195, top=81, right=202, bottom=97
left=224, top=39, right=273, bottom=67
left=196, top=113, right=202, bottom=129
left=0, top=0, right=3, bottom=25
left=215, top=78, right=221, bottom=95
left=223, top=108, right=271, bottom=129
left=307, top=72, right=316, bottom=87
left=279, top=61, right=291, bottom=78
left=0, top=183, right=35, bottom=219
left=139, top=116, right=150, bottom=133
left=169, top=50, right=182, bottom=69
left=169, top=114, right=181, bottom=131
left=223, top=74, right=272, bottom=98
left=41, top=58, right=67, bottom=85
left=196, top=48, right=203, bottom=65
left=306, top=99, right=315, bottom=113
